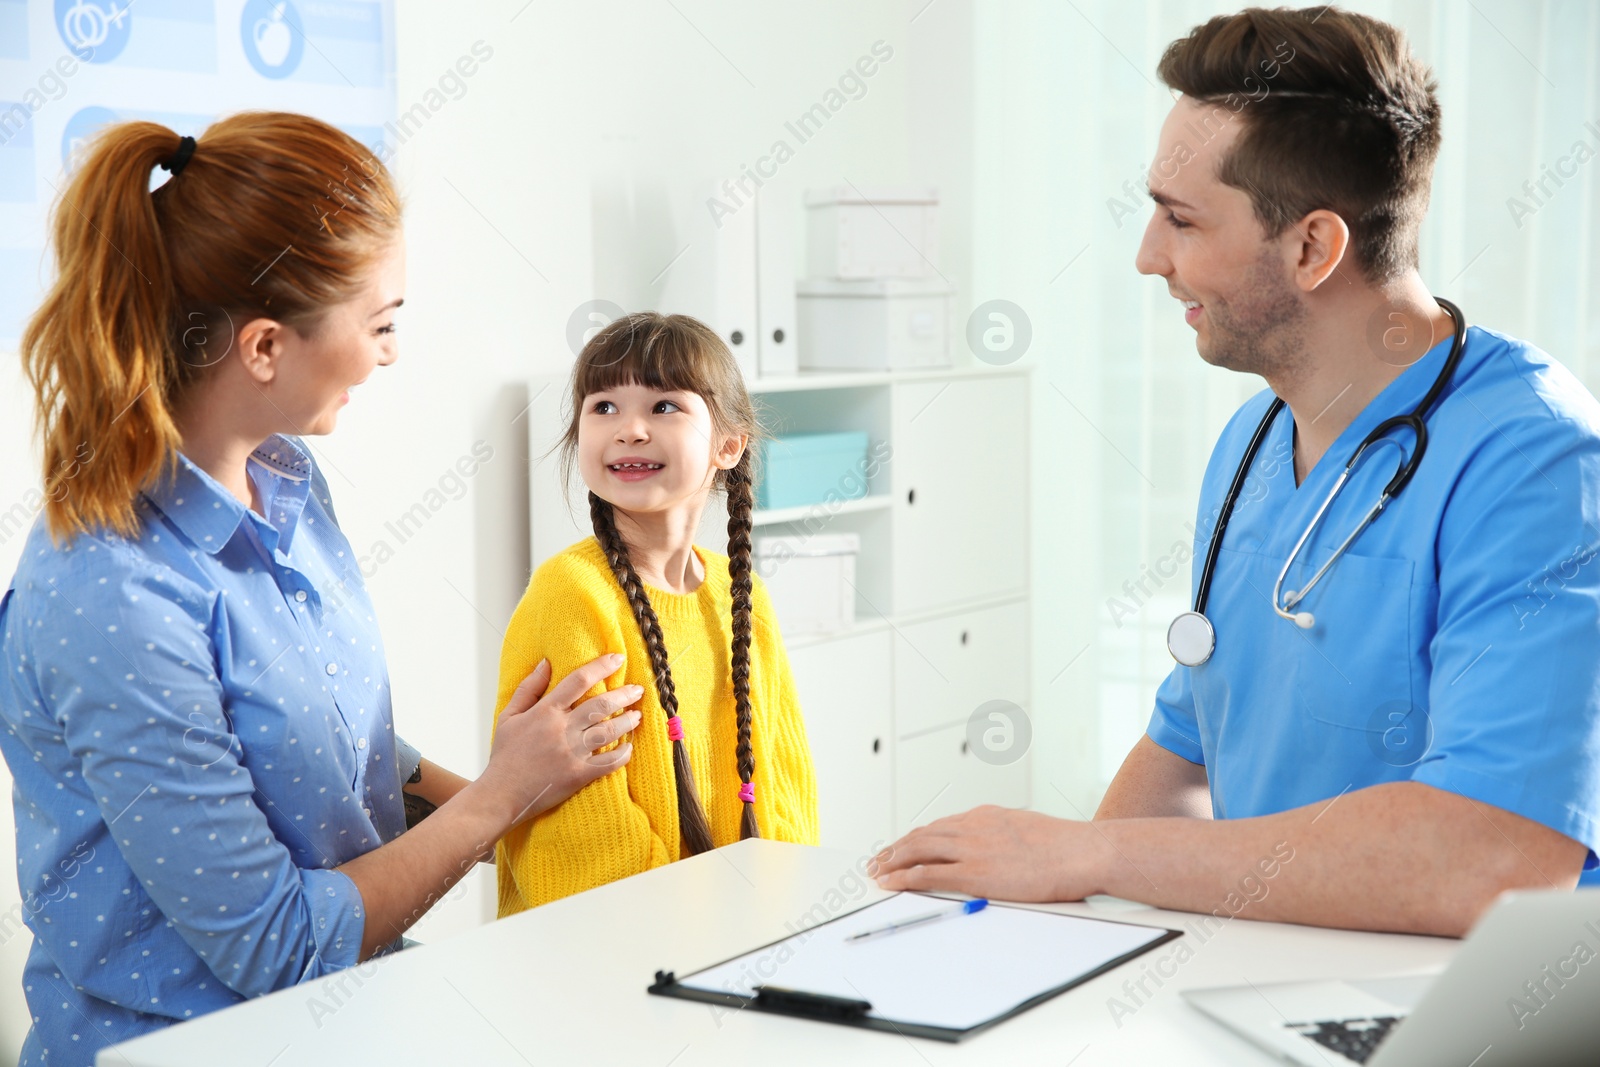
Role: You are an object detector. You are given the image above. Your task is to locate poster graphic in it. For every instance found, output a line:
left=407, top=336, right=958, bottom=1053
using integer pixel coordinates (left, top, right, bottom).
left=0, top=0, right=397, bottom=347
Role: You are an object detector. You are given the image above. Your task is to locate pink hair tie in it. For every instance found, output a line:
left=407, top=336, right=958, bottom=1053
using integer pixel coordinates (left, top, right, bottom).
left=666, top=715, right=684, bottom=742
left=738, top=781, right=755, bottom=804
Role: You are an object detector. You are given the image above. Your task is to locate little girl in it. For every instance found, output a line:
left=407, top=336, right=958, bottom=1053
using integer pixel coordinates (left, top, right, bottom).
left=494, top=312, right=819, bottom=914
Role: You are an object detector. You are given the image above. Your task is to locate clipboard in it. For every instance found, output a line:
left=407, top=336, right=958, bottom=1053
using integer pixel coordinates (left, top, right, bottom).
left=648, top=892, right=1182, bottom=1042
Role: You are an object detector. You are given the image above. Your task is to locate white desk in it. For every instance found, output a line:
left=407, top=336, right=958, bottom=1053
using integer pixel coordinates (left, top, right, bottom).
left=105, top=841, right=1458, bottom=1066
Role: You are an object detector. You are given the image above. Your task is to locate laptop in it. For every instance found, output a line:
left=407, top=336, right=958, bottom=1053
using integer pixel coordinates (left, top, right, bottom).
left=1181, top=888, right=1600, bottom=1065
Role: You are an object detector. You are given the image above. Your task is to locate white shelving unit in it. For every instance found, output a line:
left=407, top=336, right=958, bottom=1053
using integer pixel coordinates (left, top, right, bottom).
left=752, top=493, right=892, bottom=527
left=525, top=364, right=1031, bottom=859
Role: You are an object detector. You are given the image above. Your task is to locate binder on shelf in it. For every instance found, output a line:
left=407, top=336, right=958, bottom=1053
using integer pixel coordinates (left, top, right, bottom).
left=755, top=184, right=799, bottom=378
left=648, top=892, right=1180, bottom=1042
left=658, top=180, right=759, bottom=380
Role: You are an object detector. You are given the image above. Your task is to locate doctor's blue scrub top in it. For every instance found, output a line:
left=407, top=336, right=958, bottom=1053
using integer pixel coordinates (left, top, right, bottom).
left=0, top=434, right=421, bottom=1065
left=1149, top=325, right=1600, bottom=884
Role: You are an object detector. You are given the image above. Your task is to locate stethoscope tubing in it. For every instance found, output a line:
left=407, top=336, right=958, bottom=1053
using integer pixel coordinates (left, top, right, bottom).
left=1191, top=395, right=1286, bottom=618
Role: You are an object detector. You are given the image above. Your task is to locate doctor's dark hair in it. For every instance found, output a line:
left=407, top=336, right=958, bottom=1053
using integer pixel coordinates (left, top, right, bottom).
left=19, top=112, right=401, bottom=541
left=559, top=312, right=763, bottom=855
left=1157, top=6, right=1441, bottom=282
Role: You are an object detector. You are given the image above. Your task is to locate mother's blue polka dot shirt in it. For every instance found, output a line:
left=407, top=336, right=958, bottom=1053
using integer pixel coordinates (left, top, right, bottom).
left=0, top=435, right=420, bottom=1065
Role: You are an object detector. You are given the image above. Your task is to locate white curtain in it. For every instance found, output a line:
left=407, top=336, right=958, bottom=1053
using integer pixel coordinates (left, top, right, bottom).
left=968, top=0, right=1600, bottom=814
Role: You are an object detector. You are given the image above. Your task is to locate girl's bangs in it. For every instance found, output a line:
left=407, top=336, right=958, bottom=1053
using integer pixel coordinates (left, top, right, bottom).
left=574, top=316, right=715, bottom=399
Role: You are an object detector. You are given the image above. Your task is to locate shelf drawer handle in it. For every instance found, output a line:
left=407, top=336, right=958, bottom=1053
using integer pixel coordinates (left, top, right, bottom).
left=907, top=488, right=916, bottom=505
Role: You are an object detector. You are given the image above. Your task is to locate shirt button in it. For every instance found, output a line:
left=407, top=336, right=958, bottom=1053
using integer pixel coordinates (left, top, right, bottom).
left=325, top=663, right=338, bottom=676
left=295, top=591, right=307, bottom=603
left=357, top=738, right=367, bottom=750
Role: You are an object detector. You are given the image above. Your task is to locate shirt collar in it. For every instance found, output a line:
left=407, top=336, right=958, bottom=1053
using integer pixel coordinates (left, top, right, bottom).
left=144, top=434, right=315, bottom=557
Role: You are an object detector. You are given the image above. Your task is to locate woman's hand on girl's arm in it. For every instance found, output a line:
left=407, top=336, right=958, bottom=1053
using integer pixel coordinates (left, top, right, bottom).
left=478, top=654, right=644, bottom=825
left=338, top=653, right=643, bottom=959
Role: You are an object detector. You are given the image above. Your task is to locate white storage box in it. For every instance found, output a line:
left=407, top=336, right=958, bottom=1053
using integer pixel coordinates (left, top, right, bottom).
left=796, top=278, right=952, bottom=371
left=805, top=187, right=940, bottom=279
left=754, top=533, right=859, bottom=637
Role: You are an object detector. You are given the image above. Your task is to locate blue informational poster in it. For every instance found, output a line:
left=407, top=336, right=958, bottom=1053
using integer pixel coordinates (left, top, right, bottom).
left=0, top=0, right=397, bottom=347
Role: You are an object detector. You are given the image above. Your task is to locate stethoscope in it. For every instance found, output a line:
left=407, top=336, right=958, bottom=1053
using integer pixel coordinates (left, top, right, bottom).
left=1166, top=297, right=1467, bottom=668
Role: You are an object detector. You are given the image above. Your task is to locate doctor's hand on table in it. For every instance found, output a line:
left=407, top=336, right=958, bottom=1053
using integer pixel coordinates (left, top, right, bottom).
left=870, top=806, right=1109, bottom=904
left=337, top=653, right=643, bottom=959
left=870, top=739, right=1588, bottom=937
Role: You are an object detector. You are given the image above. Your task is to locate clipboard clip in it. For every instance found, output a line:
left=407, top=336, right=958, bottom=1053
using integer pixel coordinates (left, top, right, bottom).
left=755, top=985, right=872, bottom=1020
left=651, top=971, right=871, bottom=1021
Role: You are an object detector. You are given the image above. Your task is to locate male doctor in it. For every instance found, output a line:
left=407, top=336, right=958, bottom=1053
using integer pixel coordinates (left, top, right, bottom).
left=872, top=6, right=1600, bottom=936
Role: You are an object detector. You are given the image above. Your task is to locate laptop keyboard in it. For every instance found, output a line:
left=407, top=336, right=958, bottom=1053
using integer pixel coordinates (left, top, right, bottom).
left=1284, top=1016, right=1401, bottom=1064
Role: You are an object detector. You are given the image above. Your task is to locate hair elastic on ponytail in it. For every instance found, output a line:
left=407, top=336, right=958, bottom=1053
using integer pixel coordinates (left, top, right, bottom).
left=160, top=135, right=196, bottom=176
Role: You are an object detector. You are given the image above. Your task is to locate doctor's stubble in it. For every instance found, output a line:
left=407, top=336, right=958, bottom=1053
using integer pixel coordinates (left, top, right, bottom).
left=1193, top=241, right=1309, bottom=382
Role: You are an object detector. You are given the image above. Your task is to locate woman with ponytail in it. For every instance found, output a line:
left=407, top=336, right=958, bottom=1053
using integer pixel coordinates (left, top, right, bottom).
left=0, top=114, right=639, bottom=1064
left=494, top=312, right=818, bottom=914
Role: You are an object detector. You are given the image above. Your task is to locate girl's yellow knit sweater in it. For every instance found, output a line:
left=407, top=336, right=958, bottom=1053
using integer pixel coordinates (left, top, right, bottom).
left=493, top=536, right=819, bottom=915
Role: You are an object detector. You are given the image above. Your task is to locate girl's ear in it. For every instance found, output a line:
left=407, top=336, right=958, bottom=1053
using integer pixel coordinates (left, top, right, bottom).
left=713, top=431, right=749, bottom=472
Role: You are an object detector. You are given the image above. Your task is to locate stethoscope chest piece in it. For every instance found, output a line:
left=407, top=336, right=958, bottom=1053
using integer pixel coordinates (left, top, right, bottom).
left=1167, top=611, right=1216, bottom=667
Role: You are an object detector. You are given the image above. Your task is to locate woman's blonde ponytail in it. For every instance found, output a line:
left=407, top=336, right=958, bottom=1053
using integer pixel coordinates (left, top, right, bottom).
left=20, top=122, right=183, bottom=540
left=18, top=113, right=401, bottom=542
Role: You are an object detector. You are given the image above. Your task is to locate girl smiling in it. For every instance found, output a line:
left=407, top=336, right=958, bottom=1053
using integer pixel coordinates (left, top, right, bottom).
left=494, top=312, right=818, bottom=913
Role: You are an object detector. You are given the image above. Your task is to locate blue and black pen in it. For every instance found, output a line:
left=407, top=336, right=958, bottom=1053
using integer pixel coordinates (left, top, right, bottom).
left=845, top=899, right=989, bottom=943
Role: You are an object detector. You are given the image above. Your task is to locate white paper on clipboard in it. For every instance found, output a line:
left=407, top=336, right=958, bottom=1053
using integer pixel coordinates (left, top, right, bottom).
left=675, top=893, right=1173, bottom=1032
